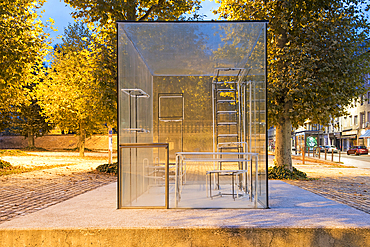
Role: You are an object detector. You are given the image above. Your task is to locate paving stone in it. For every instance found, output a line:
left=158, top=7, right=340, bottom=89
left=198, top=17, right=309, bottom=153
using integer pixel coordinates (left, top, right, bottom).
left=0, top=172, right=116, bottom=224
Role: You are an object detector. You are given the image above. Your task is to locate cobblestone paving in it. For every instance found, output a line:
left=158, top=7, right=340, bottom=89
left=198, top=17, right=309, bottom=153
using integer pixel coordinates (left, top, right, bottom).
left=285, top=166, right=370, bottom=215
left=0, top=172, right=116, bottom=224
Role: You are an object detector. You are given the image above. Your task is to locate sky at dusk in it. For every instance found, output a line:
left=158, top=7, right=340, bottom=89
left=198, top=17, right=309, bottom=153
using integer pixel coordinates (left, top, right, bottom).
left=39, top=0, right=220, bottom=46
left=39, top=0, right=370, bottom=46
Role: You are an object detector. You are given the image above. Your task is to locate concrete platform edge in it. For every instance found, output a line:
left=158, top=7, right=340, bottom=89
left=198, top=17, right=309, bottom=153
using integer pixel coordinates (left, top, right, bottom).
left=1, top=227, right=370, bottom=247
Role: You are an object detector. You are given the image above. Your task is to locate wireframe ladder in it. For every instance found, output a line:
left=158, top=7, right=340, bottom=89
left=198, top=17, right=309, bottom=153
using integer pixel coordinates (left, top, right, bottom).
left=212, top=68, right=245, bottom=155
left=212, top=68, right=248, bottom=196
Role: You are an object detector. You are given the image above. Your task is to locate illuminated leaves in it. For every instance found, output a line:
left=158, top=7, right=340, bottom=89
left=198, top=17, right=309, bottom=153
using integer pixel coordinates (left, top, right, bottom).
left=216, top=0, right=370, bottom=167
left=37, top=23, right=106, bottom=137
left=0, top=0, right=53, bottom=110
left=59, top=0, right=204, bottom=131
left=216, top=0, right=370, bottom=127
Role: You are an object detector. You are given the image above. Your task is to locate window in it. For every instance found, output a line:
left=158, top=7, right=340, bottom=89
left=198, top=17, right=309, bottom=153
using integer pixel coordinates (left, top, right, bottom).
left=361, top=113, right=365, bottom=128
left=354, top=115, right=358, bottom=125
left=368, top=92, right=370, bottom=104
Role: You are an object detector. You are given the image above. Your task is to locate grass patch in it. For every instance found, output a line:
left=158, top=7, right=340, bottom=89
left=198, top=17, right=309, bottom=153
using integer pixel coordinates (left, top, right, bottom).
left=0, top=160, right=74, bottom=176
left=327, top=164, right=356, bottom=168
left=96, top=162, right=117, bottom=175
left=0, top=149, right=31, bottom=156
left=268, top=165, right=314, bottom=180
left=22, top=146, right=48, bottom=151
left=0, top=159, right=12, bottom=168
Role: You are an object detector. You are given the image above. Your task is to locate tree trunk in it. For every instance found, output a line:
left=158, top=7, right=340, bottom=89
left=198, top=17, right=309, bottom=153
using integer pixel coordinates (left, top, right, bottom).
left=274, top=1, right=291, bottom=170
left=27, top=129, right=35, bottom=148
left=78, top=121, right=86, bottom=157
left=275, top=111, right=292, bottom=170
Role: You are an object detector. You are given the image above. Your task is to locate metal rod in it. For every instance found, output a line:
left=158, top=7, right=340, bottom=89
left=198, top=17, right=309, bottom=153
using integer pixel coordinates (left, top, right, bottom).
left=212, top=73, right=216, bottom=153
left=166, top=145, right=169, bottom=209
left=135, top=95, right=138, bottom=202
left=255, top=155, right=259, bottom=208
left=129, top=96, right=132, bottom=206
left=175, top=154, right=179, bottom=207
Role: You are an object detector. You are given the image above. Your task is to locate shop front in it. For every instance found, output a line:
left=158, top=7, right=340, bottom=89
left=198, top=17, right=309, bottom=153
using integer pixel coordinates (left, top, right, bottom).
left=341, top=130, right=357, bottom=151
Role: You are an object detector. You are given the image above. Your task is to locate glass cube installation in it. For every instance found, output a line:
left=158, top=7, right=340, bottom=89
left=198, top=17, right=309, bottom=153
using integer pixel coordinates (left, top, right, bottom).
left=118, top=21, right=268, bottom=209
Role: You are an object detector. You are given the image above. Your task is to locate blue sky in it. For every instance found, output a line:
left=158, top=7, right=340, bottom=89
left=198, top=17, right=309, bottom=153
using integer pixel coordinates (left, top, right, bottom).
left=40, top=0, right=370, bottom=46
left=40, top=0, right=220, bottom=45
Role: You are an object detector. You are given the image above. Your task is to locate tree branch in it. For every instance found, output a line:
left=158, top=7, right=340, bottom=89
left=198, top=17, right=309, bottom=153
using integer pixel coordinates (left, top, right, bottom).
left=138, top=0, right=165, bottom=21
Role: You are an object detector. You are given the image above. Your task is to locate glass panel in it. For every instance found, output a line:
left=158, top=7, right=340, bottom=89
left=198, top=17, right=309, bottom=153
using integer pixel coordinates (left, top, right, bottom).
left=250, top=26, right=267, bottom=208
left=118, top=26, right=153, bottom=145
left=121, top=22, right=264, bottom=76
left=118, top=22, right=268, bottom=209
left=119, top=145, right=169, bottom=208
left=153, top=77, right=213, bottom=156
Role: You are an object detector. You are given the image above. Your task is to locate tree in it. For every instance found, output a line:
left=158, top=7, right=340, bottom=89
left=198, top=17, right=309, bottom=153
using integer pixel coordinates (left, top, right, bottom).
left=61, top=0, right=204, bottom=133
left=37, top=23, right=106, bottom=156
left=64, top=0, right=203, bottom=22
left=9, top=82, right=54, bottom=148
left=216, top=0, right=370, bottom=169
left=0, top=0, right=53, bottom=111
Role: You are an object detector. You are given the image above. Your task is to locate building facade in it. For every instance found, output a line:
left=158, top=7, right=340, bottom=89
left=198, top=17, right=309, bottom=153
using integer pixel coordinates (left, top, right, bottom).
left=339, top=74, right=370, bottom=151
left=287, top=73, right=370, bottom=152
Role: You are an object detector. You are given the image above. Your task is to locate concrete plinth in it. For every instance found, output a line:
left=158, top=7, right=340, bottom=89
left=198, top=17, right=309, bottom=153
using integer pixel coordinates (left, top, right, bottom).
left=1, top=181, right=370, bottom=246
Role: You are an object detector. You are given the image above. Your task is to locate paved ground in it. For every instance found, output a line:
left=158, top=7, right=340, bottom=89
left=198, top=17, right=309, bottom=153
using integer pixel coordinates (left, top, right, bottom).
left=0, top=152, right=117, bottom=224
left=2, top=181, right=370, bottom=247
left=2, top=181, right=370, bottom=229
left=286, top=163, right=370, bottom=214
left=1, top=151, right=370, bottom=226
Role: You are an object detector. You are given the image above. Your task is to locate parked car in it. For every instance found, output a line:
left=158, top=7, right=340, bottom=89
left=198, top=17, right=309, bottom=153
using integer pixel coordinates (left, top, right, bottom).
left=325, top=145, right=340, bottom=153
left=347, top=146, right=369, bottom=155
left=319, top=145, right=339, bottom=153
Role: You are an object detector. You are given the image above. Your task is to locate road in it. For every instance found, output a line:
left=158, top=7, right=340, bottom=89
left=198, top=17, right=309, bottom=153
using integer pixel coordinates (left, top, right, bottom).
left=337, top=153, right=370, bottom=169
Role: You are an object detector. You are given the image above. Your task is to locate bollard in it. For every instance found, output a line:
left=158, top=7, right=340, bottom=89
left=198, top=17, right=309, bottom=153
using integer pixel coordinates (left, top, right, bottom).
left=331, top=150, right=334, bottom=162
left=325, top=149, right=327, bottom=160
left=318, top=148, right=321, bottom=159
left=339, top=150, right=341, bottom=163
left=302, top=149, right=305, bottom=164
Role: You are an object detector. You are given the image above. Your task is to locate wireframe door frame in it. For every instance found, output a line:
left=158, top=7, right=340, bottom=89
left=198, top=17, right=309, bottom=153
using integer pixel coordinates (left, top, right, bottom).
left=158, top=93, right=184, bottom=155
